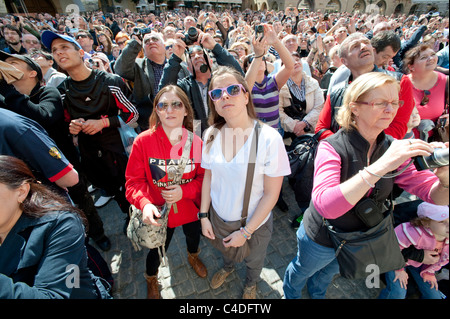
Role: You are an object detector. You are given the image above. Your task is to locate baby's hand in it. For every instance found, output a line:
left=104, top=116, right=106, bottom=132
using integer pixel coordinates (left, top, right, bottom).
left=393, top=269, right=408, bottom=289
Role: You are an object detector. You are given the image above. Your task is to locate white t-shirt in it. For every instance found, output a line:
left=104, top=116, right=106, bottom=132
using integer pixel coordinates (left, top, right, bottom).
left=201, top=121, right=290, bottom=228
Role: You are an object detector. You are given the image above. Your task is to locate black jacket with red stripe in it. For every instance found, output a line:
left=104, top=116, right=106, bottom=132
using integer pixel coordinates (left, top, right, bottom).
left=58, top=69, right=139, bottom=152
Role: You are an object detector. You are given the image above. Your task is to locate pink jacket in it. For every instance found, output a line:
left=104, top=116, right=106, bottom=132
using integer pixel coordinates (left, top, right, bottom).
left=395, top=222, right=449, bottom=278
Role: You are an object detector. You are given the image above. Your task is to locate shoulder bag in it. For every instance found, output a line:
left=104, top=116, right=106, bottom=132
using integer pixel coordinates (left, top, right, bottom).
left=127, top=130, right=194, bottom=262
left=287, top=129, right=327, bottom=207
left=324, top=208, right=405, bottom=280
left=434, top=75, right=449, bottom=142
left=208, top=122, right=260, bottom=263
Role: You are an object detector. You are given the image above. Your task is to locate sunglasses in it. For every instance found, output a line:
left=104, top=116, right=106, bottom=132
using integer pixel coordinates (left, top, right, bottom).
left=208, top=84, right=246, bottom=101
left=165, top=44, right=173, bottom=50
left=420, top=90, right=430, bottom=106
left=156, top=100, right=183, bottom=111
left=76, top=34, right=89, bottom=40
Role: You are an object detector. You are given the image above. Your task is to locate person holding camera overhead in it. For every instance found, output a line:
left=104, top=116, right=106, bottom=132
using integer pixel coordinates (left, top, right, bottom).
left=244, top=23, right=294, bottom=133
left=283, top=72, right=449, bottom=299
left=115, top=30, right=189, bottom=131
left=159, top=27, right=243, bottom=136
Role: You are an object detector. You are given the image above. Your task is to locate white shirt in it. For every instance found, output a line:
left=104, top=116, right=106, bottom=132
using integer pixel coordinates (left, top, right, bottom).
left=201, top=121, right=290, bottom=228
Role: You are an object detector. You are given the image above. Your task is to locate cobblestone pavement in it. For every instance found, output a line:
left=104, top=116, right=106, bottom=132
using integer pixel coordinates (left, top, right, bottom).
left=91, top=179, right=384, bottom=300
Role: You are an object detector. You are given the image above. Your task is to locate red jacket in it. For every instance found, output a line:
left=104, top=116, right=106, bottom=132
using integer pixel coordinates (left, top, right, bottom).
left=315, top=75, right=414, bottom=140
left=125, top=126, right=204, bottom=228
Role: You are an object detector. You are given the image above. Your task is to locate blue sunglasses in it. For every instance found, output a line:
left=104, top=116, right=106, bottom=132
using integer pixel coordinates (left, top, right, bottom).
left=208, top=84, right=246, bottom=101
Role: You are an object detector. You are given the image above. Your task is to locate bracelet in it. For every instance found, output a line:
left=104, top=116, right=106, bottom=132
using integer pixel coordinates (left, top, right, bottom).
left=364, top=166, right=384, bottom=178
left=240, top=227, right=252, bottom=240
left=253, top=53, right=265, bottom=59
left=359, top=170, right=375, bottom=188
left=101, top=117, right=108, bottom=128
left=440, top=183, right=449, bottom=189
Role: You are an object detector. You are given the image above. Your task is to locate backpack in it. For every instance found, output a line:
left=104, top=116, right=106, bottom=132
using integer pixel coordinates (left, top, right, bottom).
left=86, top=242, right=114, bottom=289
left=287, top=129, right=327, bottom=209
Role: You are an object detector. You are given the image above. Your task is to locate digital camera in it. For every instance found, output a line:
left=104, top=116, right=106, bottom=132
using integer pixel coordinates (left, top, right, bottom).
left=182, top=27, right=199, bottom=46
left=414, top=148, right=449, bottom=171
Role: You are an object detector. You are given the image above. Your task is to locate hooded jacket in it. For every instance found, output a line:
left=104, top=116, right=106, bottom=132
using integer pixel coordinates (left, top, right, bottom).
left=395, top=222, right=449, bottom=278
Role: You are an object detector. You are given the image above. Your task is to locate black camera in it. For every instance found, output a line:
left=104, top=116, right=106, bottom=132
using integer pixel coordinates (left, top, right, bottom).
left=182, top=27, right=199, bottom=46
left=133, top=27, right=152, bottom=36
left=255, top=25, right=264, bottom=38
left=414, top=148, right=449, bottom=171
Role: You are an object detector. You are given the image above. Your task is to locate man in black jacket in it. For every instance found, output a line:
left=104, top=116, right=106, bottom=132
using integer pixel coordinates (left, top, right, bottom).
left=0, top=51, right=111, bottom=251
left=159, top=30, right=243, bottom=136
left=41, top=30, right=139, bottom=237
left=115, top=31, right=189, bottom=131
left=105, top=14, right=121, bottom=39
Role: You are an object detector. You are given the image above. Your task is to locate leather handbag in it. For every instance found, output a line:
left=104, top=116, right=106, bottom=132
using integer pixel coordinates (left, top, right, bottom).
left=126, top=130, right=194, bottom=261
left=287, top=129, right=327, bottom=207
left=324, top=212, right=405, bottom=280
left=208, top=122, right=260, bottom=263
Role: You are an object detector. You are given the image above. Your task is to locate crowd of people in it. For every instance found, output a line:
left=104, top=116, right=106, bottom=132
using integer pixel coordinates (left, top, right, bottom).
left=0, top=6, right=449, bottom=300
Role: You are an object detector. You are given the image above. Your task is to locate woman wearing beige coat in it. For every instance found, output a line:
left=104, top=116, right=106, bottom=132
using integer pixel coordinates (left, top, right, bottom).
left=279, top=52, right=324, bottom=138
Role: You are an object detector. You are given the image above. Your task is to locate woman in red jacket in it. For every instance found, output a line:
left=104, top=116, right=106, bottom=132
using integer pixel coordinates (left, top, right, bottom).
left=125, top=85, right=206, bottom=299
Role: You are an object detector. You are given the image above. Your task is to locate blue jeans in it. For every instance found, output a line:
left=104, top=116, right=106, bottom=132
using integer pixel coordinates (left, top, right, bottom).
left=283, top=222, right=340, bottom=299
left=379, top=266, right=445, bottom=299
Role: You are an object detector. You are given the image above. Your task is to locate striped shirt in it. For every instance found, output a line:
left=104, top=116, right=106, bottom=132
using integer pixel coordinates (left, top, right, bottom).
left=251, top=75, right=280, bottom=129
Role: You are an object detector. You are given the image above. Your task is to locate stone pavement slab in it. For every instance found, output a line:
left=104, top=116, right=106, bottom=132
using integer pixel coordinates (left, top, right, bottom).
left=91, top=179, right=384, bottom=299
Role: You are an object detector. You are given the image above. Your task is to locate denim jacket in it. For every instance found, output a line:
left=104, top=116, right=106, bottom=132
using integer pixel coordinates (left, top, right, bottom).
left=0, top=211, right=111, bottom=299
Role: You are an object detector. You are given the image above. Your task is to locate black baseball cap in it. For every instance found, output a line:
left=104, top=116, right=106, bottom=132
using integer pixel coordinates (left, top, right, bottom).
left=0, top=51, right=43, bottom=81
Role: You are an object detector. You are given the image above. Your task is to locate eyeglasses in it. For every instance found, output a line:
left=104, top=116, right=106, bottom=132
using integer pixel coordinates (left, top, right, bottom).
left=356, top=100, right=404, bottom=110
left=30, top=53, right=44, bottom=60
left=208, top=84, right=246, bottom=101
left=420, top=90, right=430, bottom=106
left=144, top=36, right=161, bottom=45
left=23, top=40, right=39, bottom=44
left=156, top=100, right=183, bottom=111
left=76, top=34, right=89, bottom=40
left=117, top=40, right=126, bottom=45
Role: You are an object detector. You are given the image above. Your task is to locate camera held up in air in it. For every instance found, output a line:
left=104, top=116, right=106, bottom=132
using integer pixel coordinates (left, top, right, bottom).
left=182, top=27, right=199, bottom=46
left=414, top=148, right=449, bottom=171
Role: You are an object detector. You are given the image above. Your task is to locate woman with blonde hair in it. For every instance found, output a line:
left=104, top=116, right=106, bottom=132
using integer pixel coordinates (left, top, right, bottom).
left=230, top=41, right=250, bottom=60
left=284, top=72, right=449, bottom=299
left=125, top=85, right=206, bottom=299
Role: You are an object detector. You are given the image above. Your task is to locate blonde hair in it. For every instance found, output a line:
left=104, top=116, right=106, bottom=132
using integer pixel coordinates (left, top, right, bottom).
left=335, top=72, right=400, bottom=131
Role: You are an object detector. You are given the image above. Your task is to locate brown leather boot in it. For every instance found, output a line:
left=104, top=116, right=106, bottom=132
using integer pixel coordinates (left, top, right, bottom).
left=187, top=250, right=207, bottom=278
left=144, top=273, right=160, bottom=299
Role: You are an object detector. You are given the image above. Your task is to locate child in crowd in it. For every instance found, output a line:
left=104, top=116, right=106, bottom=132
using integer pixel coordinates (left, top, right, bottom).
left=404, top=105, right=421, bottom=139
left=380, top=202, right=449, bottom=299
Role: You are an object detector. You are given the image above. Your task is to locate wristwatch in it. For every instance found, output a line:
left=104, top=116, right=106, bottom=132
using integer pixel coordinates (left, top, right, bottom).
left=197, top=212, right=209, bottom=220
